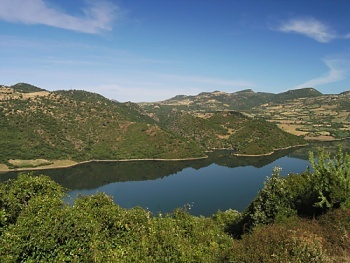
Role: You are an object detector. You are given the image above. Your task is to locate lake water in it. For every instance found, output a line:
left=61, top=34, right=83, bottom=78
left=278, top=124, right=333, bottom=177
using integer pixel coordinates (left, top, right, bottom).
left=1, top=139, right=349, bottom=216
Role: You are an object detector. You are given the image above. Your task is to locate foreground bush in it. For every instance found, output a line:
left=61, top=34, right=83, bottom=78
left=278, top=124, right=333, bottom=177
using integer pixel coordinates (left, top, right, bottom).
left=230, top=223, right=328, bottom=262
left=309, top=148, right=350, bottom=210
left=231, top=208, right=350, bottom=263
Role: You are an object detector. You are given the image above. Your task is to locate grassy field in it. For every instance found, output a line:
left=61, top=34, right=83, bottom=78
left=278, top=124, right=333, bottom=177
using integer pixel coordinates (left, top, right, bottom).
left=1, top=159, right=78, bottom=171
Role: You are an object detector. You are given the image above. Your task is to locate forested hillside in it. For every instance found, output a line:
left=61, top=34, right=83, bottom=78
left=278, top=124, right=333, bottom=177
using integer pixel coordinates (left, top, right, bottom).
left=0, top=83, right=306, bottom=169
left=154, top=110, right=305, bottom=155
left=0, top=86, right=204, bottom=168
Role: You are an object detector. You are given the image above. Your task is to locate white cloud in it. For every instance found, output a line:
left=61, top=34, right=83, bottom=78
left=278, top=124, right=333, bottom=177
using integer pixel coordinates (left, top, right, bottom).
left=0, top=0, right=121, bottom=34
left=277, top=17, right=337, bottom=43
left=295, top=58, right=350, bottom=89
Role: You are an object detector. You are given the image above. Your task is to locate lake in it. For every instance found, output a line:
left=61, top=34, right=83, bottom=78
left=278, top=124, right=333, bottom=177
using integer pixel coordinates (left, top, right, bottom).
left=1, top=139, right=349, bottom=217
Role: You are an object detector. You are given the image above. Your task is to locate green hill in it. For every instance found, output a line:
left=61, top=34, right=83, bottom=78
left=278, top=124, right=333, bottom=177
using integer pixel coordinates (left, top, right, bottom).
left=155, top=110, right=305, bottom=155
left=0, top=83, right=307, bottom=169
left=0, top=87, right=204, bottom=168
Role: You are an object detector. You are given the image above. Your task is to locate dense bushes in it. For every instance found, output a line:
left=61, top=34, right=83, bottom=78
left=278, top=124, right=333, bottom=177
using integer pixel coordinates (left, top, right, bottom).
left=230, top=222, right=328, bottom=262
left=239, top=167, right=296, bottom=231
left=239, top=148, right=350, bottom=233
left=0, top=148, right=350, bottom=262
left=309, top=148, right=350, bottom=210
left=0, top=174, right=235, bottom=262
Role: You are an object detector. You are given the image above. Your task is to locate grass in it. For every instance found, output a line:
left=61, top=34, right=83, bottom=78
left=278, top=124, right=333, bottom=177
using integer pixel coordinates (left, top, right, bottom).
left=8, top=159, right=53, bottom=168
left=0, top=164, right=9, bottom=171
left=4, top=159, right=77, bottom=170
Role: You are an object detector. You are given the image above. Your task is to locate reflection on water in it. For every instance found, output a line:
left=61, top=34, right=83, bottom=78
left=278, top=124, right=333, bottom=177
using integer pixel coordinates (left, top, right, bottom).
left=1, top=139, right=349, bottom=216
left=66, top=156, right=310, bottom=216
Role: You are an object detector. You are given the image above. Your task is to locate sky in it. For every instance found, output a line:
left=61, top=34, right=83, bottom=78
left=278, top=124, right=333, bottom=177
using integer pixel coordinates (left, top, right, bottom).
left=1, top=0, right=350, bottom=102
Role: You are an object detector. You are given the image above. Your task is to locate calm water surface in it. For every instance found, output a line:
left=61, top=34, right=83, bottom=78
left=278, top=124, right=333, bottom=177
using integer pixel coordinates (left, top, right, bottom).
left=1, top=139, right=349, bottom=216
left=67, top=157, right=308, bottom=216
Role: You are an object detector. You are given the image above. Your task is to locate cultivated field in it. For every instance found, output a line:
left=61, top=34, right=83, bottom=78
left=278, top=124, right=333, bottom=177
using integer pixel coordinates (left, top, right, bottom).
left=248, top=95, right=350, bottom=141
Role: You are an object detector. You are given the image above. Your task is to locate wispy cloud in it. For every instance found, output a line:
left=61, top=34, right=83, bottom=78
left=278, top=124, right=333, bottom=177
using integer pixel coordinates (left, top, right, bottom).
left=276, top=17, right=350, bottom=43
left=276, top=17, right=336, bottom=43
left=0, top=0, right=121, bottom=34
left=295, top=58, right=350, bottom=89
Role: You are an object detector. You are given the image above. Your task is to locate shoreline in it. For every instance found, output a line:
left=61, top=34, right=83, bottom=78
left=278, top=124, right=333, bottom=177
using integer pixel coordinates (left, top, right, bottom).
left=0, top=144, right=307, bottom=172
left=3, top=137, right=349, bottom=172
left=232, top=143, right=308, bottom=157
left=0, top=156, right=209, bottom=173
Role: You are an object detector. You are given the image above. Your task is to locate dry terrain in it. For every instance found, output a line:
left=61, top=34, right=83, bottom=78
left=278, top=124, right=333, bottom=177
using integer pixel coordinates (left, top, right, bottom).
left=248, top=95, right=350, bottom=141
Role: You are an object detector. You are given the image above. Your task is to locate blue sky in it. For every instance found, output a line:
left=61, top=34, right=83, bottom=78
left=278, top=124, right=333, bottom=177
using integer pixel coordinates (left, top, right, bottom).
left=1, top=0, right=350, bottom=102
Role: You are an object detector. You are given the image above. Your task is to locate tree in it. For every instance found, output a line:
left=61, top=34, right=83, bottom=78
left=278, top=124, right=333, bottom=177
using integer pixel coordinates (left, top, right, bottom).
left=1, top=173, right=65, bottom=225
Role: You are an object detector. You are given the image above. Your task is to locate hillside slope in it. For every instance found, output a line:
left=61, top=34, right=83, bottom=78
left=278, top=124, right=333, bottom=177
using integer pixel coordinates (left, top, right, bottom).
left=156, top=110, right=305, bottom=155
left=0, top=87, right=204, bottom=167
left=0, top=83, right=307, bottom=168
left=140, top=87, right=349, bottom=141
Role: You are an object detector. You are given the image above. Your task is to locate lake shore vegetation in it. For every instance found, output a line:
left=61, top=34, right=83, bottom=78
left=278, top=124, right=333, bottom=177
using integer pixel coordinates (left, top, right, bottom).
left=1, top=148, right=350, bottom=262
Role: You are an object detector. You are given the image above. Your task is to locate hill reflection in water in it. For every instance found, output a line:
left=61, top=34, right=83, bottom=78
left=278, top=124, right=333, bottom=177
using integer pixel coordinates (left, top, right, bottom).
left=1, top=139, right=348, bottom=216
left=1, top=146, right=303, bottom=190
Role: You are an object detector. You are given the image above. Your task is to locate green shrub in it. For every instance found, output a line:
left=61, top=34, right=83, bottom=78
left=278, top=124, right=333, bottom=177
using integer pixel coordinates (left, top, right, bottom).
left=230, top=223, right=329, bottom=263
left=284, top=170, right=321, bottom=217
left=1, top=173, right=65, bottom=225
left=239, top=147, right=350, bottom=233
left=309, top=147, right=350, bottom=211
left=240, top=167, right=296, bottom=232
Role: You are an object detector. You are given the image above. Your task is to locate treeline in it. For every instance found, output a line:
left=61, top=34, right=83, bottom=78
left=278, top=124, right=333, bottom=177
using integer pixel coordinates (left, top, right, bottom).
left=0, top=149, right=350, bottom=262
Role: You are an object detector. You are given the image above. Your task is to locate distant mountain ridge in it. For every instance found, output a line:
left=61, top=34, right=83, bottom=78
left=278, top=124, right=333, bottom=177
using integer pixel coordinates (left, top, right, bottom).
left=139, top=86, right=349, bottom=141
left=141, top=87, right=324, bottom=112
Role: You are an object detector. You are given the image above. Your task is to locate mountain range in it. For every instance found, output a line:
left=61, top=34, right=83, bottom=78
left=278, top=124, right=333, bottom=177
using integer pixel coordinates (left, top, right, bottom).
left=141, top=87, right=350, bottom=141
left=2, top=82, right=348, bottom=169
